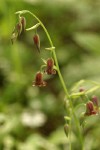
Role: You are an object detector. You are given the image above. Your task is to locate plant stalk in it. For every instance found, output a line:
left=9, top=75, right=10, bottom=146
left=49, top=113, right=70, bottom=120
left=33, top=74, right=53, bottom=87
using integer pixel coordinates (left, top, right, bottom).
left=16, top=10, right=84, bottom=150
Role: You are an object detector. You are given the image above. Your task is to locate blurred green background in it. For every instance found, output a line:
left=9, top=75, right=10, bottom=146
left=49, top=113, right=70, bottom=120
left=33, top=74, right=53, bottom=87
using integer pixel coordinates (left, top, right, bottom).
left=0, top=0, right=100, bottom=150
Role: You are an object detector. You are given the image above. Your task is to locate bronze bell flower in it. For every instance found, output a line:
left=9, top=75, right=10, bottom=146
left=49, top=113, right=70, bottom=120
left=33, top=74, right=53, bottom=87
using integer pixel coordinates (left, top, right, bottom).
left=32, top=72, right=46, bottom=87
left=44, top=58, right=56, bottom=75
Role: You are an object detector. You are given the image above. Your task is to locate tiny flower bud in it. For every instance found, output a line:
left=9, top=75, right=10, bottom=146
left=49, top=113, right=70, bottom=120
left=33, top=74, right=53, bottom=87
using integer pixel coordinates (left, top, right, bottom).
left=33, top=33, right=40, bottom=53
left=64, top=124, right=69, bottom=137
left=32, top=72, right=46, bottom=87
left=20, top=16, right=26, bottom=31
left=16, top=22, right=22, bottom=35
left=79, top=87, right=85, bottom=92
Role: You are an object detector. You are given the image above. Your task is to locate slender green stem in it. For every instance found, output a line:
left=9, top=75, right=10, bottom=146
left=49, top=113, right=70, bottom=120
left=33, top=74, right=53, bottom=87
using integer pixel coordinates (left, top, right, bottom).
left=16, top=10, right=83, bottom=150
left=69, top=109, right=72, bottom=150
left=72, top=111, right=84, bottom=150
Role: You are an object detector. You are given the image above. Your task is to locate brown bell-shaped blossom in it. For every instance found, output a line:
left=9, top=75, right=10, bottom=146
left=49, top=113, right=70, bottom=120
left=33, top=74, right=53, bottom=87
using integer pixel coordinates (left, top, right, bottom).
left=33, top=33, right=40, bottom=53
left=32, top=72, right=46, bottom=87
left=16, top=22, right=22, bottom=35
left=11, top=17, right=26, bottom=44
left=85, top=101, right=97, bottom=116
left=44, top=58, right=56, bottom=75
left=20, top=16, right=26, bottom=31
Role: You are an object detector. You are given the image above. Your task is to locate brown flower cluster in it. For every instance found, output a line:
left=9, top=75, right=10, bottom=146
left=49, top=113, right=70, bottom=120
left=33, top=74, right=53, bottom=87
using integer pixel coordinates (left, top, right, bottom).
left=32, top=58, right=56, bottom=87
left=11, top=16, right=26, bottom=44
left=85, top=96, right=99, bottom=116
left=11, top=16, right=56, bottom=87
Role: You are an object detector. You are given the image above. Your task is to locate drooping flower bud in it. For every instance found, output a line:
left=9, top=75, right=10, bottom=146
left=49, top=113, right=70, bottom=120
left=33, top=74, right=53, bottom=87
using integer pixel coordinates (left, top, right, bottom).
left=44, top=58, right=56, bottom=75
left=64, top=124, right=69, bottom=137
left=33, top=33, right=40, bottom=53
left=79, top=87, right=85, bottom=92
left=47, top=58, right=54, bottom=69
left=20, top=16, right=26, bottom=31
left=16, top=22, right=22, bottom=35
left=85, top=101, right=97, bottom=116
left=32, top=72, right=46, bottom=87
left=11, top=32, right=18, bottom=44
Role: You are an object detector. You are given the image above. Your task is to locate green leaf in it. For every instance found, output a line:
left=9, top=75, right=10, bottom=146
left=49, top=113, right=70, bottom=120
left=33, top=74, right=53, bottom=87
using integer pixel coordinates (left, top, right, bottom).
left=86, top=86, right=100, bottom=94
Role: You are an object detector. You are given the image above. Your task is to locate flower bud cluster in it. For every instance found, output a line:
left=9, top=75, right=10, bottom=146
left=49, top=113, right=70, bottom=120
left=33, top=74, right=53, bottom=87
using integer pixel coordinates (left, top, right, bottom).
left=11, top=16, right=26, bottom=44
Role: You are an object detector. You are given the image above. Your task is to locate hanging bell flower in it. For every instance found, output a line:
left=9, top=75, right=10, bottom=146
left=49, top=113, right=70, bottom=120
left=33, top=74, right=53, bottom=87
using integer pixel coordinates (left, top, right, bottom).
left=44, top=58, right=56, bottom=75
left=32, top=72, right=46, bottom=87
left=33, top=33, right=40, bottom=53
left=20, top=16, right=26, bottom=31
left=16, top=22, right=22, bottom=36
left=11, top=23, right=22, bottom=44
left=85, top=101, right=97, bottom=116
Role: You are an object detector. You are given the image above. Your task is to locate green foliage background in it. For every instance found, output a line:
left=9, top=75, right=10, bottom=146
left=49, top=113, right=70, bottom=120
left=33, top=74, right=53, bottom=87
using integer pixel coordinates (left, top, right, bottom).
left=0, top=0, right=100, bottom=149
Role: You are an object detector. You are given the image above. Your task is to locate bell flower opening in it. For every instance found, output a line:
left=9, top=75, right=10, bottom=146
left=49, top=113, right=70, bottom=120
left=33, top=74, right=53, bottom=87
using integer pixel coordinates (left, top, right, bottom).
left=32, top=72, right=46, bottom=87
left=44, top=58, right=56, bottom=75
